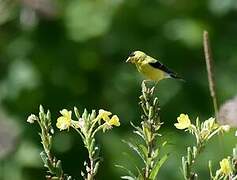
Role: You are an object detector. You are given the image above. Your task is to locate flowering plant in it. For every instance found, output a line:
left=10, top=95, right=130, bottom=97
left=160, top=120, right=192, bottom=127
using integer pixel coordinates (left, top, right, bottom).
left=27, top=106, right=120, bottom=180
left=174, top=114, right=230, bottom=180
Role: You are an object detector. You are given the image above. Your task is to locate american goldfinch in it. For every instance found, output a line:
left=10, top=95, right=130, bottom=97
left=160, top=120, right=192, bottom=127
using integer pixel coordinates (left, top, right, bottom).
left=126, top=50, right=183, bottom=82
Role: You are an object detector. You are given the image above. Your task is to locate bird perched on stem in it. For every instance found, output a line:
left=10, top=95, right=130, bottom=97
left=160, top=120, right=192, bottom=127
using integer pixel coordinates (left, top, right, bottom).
left=126, top=50, right=183, bottom=82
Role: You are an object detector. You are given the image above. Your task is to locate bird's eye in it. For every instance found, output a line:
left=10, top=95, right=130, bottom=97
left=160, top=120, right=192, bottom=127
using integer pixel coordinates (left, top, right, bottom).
left=129, top=52, right=135, bottom=57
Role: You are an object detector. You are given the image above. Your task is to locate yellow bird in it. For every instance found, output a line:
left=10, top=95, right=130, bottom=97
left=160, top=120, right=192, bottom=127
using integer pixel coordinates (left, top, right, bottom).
left=126, top=50, right=183, bottom=82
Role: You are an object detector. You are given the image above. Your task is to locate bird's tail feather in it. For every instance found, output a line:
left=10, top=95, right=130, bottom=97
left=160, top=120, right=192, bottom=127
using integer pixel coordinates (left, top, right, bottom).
left=169, top=73, right=185, bottom=82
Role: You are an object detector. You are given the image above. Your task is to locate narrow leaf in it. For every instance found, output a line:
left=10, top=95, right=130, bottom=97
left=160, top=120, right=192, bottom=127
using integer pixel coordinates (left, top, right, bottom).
left=122, top=140, right=146, bottom=164
left=130, top=122, right=143, bottom=134
left=115, top=165, right=136, bottom=179
left=133, top=130, right=145, bottom=140
left=149, top=154, right=168, bottom=179
left=121, top=176, right=135, bottom=180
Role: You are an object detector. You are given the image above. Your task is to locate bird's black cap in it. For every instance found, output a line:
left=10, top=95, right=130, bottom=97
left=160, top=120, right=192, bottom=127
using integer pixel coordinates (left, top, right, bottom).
left=129, top=51, right=135, bottom=57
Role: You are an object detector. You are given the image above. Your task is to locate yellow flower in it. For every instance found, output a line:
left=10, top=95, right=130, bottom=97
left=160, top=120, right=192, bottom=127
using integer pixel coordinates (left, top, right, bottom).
left=56, top=109, right=72, bottom=131
left=108, top=115, right=120, bottom=126
left=219, top=158, right=232, bottom=176
left=174, top=114, right=191, bottom=129
left=97, top=109, right=112, bottom=122
left=97, top=109, right=120, bottom=129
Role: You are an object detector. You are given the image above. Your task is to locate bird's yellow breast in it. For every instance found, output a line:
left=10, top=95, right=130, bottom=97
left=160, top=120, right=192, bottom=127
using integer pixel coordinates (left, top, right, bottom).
left=136, top=63, right=167, bottom=81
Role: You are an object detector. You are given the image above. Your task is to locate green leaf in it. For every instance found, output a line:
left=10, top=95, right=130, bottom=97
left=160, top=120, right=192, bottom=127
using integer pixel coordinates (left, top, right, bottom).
left=153, top=148, right=159, bottom=159
left=39, top=105, right=44, bottom=113
left=46, top=110, right=51, bottom=125
left=208, top=160, right=214, bottom=179
left=133, top=130, right=145, bottom=140
left=121, top=176, right=136, bottom=180
left=74, top=106, right=80, bottom=120
left=149, top=154, right=168, bottom=179
left=182, top=156, right=188, bottom=179
left=82, top=109, right=88, bottom=120
left=143, top=124, right=152, bottom=142
left=90, top=110, right=96, bottom=120
left=40, top=151, right=48, bottom=164
left=135, top=166, right=143, bottom=179
left=122, top=140, right=146, bottom=164
left=66, top=176, right=72, bottom=180
left=51, top=177, right=60, bottom=180
left=138, top=144, right=148, bottom=159
left=130, top=122, right=143, bottom=135
left=115, top=165, right=136, bottom=179
left=162, top=141, right=167, bottom=147
left=93, top=161, right=100, bottom=174
left=89, top=138, right=95, bottom=154
left=55, top=160, right=63, bottom=177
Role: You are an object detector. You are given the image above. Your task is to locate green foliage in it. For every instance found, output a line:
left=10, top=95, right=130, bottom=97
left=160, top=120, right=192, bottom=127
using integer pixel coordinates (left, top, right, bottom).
left=119, top=82, right=168, bottom=180
left=175, top=115, right=230, bottom=180
left=28, top=105, right=120, bottom=180
left=1, top=0, right=237, bottom=180
left=27, top=105, right=72, bottom=180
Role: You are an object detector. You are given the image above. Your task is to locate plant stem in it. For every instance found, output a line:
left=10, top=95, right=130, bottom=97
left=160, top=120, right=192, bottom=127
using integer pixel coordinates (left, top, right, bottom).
left=74, top=126, right=96, bottom=180
left=88, top=157, right=94, bottom=180
left=145, top=139, right=155, bottom=179
left=203, top=30, right=219, bottom=119
left=140, top=82, right=161, bottom=179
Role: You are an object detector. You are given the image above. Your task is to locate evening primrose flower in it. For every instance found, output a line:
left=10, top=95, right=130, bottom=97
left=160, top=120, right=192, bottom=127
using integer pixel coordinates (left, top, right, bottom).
left=97, top=109, right=112, bottom=122
left=107, top=115, right=120, bottom=127
left=56, top=109, right=72, bottom=131
left=102, top=115, right=120, bottom=132
left=27, top=114, right=38, bottom=124
left=97, top=109, right=120, bottom=131
left=219, top=158, right=232, bottom=176
left=174, top=114, right=191, bottom=130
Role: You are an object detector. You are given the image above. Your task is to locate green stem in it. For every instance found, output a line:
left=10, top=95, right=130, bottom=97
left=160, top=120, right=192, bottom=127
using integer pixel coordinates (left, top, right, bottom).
left=91, top=124, right=105, bottom=138
left=85, top=137, right=96, bottom=180
left=88, top=118, right=100, bottom=137
left=145, top=137, right=154, bottom=179
left=72, top=126, right=85, bottom=140
left=87, top=156, right=94, bottom=180
left=74, top=124, right=100, bottom=180
left=185, top=143, right=204, bottom=180
left=37, top=120, right=53, bottom=163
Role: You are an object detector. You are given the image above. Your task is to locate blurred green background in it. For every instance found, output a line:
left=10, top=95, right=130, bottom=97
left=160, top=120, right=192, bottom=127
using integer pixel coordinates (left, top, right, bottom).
left=0, top=0, right=237, bottom=179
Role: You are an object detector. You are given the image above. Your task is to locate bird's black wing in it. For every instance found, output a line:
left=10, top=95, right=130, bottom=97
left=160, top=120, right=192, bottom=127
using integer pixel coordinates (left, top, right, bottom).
left=149, top=60, right=174, bottom=74
left=149, top=61, right=182, bottom=79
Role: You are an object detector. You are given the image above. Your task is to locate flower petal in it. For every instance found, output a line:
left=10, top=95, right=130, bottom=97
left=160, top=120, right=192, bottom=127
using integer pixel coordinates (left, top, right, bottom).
left=219, top=158, right=232, bottom=176
left=175, top=114, right=191, bottom=130
left=60, top=109, right=72, bottom=118
left=56, top=109, right=72, bottom=131
left=97, top=109, right=112, bottom=122
left=109, top=115, right=120, bottom=126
